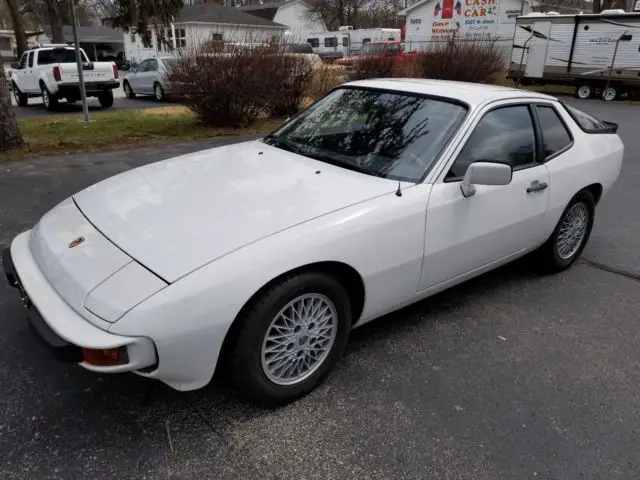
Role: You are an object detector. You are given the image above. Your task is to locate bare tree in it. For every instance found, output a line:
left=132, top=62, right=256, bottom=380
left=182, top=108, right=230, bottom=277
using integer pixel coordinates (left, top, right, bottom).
left=5, top=0, right=28, bottom=55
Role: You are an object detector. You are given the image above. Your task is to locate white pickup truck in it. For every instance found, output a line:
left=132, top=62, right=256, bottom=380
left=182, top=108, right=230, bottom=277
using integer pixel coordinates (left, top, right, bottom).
left=10, top=44, right=120, bottom=111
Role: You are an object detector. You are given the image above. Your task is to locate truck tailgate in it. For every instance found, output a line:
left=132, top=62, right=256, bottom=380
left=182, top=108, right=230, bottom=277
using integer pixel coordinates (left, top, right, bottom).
left=58, top=62, right=115, bottom=83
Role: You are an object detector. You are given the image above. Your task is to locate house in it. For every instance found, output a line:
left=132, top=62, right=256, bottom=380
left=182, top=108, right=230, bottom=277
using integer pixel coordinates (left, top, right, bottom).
left=38, top=25, right=125, bottom=61
left=123, top=3, right=289, bottom=62
left=398, top=0, right=536, bottom=52
left=0, top=29, right=14, bottom=59
left=237, top=0, right=327, bottom=41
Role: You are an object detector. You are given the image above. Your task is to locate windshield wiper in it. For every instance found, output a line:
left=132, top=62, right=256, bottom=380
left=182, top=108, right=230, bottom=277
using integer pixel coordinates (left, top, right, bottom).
left=304, top=151, right=385, bottom=178
left=262, top=134, right=302, bottom=155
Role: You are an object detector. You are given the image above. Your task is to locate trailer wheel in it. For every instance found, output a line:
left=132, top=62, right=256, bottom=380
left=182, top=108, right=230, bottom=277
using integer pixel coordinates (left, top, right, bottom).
left=575, top=84, right=593, bottom=100
left=602, top=85, right=620, bottom=102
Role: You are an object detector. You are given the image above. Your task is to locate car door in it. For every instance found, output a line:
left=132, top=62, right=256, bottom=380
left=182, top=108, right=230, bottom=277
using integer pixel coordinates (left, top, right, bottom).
left=142, top=59, right=159, bottom=93
left=12, top=52, right=29, bottom=93
left=419, top=103, right=550, bottom=291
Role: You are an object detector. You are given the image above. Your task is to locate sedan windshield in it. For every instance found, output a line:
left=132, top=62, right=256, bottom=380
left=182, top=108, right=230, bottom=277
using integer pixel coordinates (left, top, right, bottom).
left=263, top=87, right=467, bottom=182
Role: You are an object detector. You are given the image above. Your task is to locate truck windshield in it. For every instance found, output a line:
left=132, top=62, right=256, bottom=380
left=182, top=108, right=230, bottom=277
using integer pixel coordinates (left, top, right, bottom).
left=38, top=48, right=89, bottom=65
left=263, top=87, right=468, bottom=183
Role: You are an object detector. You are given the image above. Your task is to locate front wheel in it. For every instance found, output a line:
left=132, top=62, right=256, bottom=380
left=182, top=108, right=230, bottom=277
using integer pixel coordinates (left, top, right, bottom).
left=153, top=82, right=165, bottom=102
left=12, top=83, right=28, bottom=106
left=98, top=90, right=114, bottom=108
left=575, top=84, right=593, bottom=100
left=123, top=81, right=135, bottom=99
left=536, top=190, right=595, bottom=273
left=228, top=272, right=352, bottom=406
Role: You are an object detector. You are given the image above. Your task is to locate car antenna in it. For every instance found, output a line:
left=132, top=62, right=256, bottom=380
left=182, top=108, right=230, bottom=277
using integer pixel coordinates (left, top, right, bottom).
left=395, top=181, right=403, bottom=197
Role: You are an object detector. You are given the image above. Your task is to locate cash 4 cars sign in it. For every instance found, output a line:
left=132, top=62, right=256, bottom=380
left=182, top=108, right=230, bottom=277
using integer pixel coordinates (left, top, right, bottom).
left=431, top=0, right=498, bottom=39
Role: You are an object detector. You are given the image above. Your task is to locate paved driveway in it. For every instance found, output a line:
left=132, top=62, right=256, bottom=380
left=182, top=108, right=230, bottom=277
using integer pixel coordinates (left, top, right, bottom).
left=0, top=100, right=639, bottom=479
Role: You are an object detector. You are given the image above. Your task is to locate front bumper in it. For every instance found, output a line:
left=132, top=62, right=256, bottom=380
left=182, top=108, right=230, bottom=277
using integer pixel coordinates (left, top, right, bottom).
left=56, top=81, right=120, bottom=98
left=3, top=231, right=157, bottom=373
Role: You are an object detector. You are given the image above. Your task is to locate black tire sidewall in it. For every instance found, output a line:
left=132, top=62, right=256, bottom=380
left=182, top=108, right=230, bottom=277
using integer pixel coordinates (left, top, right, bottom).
left=41, top=85, right=57, bottom=110
left=231, top=272, right=352, bottom=405
left=154, top=83, right=164, bottom=101
left=98, top=91, right=114, bottom=108
left=576, top=84, right=592, bottom=99
left=124, top=81, right=134, bottom=98
left=548, top=190, right=595, bottom=269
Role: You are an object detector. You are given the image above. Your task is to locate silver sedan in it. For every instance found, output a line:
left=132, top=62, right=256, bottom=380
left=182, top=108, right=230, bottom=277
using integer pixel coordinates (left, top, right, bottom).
left=122, top=56, right=175, bottom=101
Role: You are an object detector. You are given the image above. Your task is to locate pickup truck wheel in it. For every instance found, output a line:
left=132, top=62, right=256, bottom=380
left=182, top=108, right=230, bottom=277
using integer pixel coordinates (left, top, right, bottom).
left=41, top=84, right=58, bottom=111
left=12, top=83, right=28, bottom=107
left=98, top=90, right=114, bottom=108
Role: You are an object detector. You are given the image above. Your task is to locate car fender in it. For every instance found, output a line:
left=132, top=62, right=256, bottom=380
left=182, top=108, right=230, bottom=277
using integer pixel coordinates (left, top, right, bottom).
left=109, top=183, right=432, bottom=391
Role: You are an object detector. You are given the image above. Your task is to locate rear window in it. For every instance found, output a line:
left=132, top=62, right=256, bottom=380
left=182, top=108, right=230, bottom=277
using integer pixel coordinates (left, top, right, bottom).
left=563, top=103, right=617, bottom=133
left=37, top=48, right=89, bottom=65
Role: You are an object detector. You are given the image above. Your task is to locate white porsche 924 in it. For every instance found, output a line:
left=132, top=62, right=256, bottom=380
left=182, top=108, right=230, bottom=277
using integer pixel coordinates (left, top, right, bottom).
left=3, top=79, right=623, bottom=405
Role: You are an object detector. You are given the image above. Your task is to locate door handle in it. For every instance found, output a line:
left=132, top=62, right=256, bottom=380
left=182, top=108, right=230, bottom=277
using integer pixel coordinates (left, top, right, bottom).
left=527, top=181, right=548, bottom=193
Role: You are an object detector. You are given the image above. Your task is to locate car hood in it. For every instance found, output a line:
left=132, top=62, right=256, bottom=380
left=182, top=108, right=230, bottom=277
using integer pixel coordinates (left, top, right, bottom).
left=73, top=141, right=397, bottom=282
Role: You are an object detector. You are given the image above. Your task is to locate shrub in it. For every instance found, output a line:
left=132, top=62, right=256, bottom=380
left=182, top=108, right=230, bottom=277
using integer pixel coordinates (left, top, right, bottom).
left=168, top=45, right=312, bottom=126
left=350, top=54, right=400, bottom=81
left=408, top=38, right=504, bottom=84
left=307, top=64, right=345, bottom=100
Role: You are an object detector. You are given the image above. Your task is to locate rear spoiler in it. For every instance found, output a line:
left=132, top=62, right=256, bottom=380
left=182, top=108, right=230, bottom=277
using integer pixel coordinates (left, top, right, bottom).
left=601, top=120, right=619, bottom=134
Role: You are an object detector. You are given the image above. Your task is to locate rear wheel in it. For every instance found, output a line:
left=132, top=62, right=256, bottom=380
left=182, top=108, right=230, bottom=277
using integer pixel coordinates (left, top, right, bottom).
left=536, top=190, right=595, bottom=273
left=575, top=83, right=593, bottom=100
left=153, top=82, right=165, bottom=102
left=12, top=83, right=28, bottom=106
left=41, top=84, right=58, bottom=111
left=98, top=90, right=114, bottom=108
left=228, top=272, right=352, bottom=406
left=123, top=81, right=135, bottom=99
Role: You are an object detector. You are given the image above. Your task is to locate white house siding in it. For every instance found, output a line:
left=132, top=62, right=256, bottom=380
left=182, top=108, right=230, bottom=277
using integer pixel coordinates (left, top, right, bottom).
left=124, top=23, right=287, bottom=62
left=274, top=1, right=327, bottom=42
left=404, top=0, right=531, bottom=63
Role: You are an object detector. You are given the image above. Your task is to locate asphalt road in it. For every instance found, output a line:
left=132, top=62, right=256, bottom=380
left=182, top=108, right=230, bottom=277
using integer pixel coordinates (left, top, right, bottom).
left=1, top=99, right=639, bottom=479
left=12, top=96, right=175, bottom=119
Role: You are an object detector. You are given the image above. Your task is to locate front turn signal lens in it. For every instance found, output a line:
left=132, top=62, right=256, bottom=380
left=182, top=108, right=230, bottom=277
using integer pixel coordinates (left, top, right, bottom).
left=82, top=347, right=127, bottom=366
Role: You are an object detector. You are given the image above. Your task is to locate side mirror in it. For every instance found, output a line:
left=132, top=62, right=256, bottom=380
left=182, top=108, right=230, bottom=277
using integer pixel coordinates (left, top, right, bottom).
left=460, top=161, right=512, bottom=198
left=10, top=62, right=20, bottom=69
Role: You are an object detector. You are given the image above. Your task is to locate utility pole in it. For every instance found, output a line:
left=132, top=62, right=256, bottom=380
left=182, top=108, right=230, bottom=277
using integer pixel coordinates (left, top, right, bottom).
left=70, top=0, right=90, bottom=124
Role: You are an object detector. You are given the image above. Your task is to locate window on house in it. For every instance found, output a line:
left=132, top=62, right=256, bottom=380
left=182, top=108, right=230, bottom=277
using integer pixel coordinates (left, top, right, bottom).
left=177, top=28, right=186, bottom=48
left=212, top=33, right=223, bottom=41
left=307, top=37, right=319, bottom=47
left=342, top=36, right=349, bottom=47
left=324, top=36, right=337, bottom=47
left=130, top=34, right=136, bottom=43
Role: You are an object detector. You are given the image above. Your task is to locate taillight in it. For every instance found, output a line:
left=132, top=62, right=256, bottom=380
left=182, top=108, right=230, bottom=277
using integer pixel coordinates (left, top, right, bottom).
left=112, top=64, right=119, bottom=79
left=82, top=347, right=127, bottom=366
left=52, top=66, right=61, bottom=82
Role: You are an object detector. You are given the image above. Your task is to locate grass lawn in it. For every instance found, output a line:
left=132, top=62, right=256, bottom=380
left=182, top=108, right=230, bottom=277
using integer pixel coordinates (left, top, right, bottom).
left=2, top=106, right=284, bottom=160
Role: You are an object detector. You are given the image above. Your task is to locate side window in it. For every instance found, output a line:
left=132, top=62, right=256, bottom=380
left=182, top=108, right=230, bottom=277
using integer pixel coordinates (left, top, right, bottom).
left=18, top=52, right=28, bottom=69
left=137, top=59, right=150, bottom=72
left=307, top=38, right=319, bottom=48
left=448, top=105, right=536, bottom=179
left=536, top=105, right=572, bottom=159
left=27, top=51, right=34, bottom=67
left=324, top=37, right=337, bottom=47
left=148, top=59, right=158, bottom=71
left=342, top=36, right=349, bottom=47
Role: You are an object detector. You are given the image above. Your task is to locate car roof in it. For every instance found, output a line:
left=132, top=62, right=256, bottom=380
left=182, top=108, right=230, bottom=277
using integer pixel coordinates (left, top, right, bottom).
left=344, top=78, right=557, bottom=107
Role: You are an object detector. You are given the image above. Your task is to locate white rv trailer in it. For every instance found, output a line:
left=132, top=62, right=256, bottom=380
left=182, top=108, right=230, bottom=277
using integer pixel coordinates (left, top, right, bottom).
left=507, top=10, right=640, bottom=100
left=306, top=27, right=401, bottom=58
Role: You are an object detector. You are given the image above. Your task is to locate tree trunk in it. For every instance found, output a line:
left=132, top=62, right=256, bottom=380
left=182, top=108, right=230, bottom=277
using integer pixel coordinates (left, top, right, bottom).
left=5, top=0, right=28, bottom=55
left=593, top=0, right=602, bottom=12
left=0, top=72, right=23, bottom=152
left=45, top=0, right=65, bottom=43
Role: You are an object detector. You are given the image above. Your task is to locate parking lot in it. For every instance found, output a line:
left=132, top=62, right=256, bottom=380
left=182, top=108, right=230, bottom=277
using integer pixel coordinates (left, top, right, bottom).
left=0, top=99, right=639, bottom=479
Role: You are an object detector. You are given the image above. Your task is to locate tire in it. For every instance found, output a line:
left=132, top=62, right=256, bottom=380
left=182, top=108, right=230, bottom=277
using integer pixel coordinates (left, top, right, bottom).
left=123, top=81, right=135, bottom=99
left=153, top=82, right=165, bottom=102
left=602, top=85, right=620, bottom=102
left=98, top=90, right=114, bottom=108
left=12, top=83, right=28, bottom=106
left=575, top=84, right=593, bottom=100
left=41, top=84, right=58, bottom=111
left=228, top=272, right=352, bottom=406
left=536, top=190, right=595, bottom=273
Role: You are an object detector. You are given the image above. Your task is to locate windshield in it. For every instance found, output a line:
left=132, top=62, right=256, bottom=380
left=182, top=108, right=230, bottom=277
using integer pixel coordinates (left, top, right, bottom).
left=263, top=87, right=468, bottom=183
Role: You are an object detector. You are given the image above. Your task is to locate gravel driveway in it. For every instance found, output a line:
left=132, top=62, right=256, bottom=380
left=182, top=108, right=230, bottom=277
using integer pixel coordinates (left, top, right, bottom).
left=0, top=99, right=639, bottom=480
